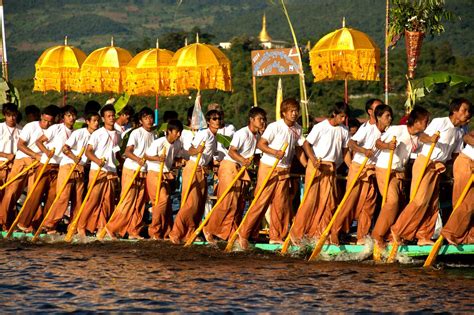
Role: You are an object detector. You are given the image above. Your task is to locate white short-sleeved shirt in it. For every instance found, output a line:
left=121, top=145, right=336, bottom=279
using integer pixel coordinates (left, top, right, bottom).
left=0, top=123, right=22, bottom=162
left=123, top=127, right=155, bottom=172
left=421, top=117, right=464, bottom=163
left=260, top=119, right=305, bottom=169
left=40, top=124, right=73, bottom=165
left=462, top=143, right=473, bottom=160
left=215, top=124, right=236, bottom=161
left=223, top=126, right=259, bottom=165
left=306, top=119, right=349, bottom=166
left=61, top=128, right=93, bottom=166
left=88, top=127, right=121, bottom=172
left=114, top=122, right=131, bottom=135
left=179, top=129, right=194, bottom=160
left=351, top=121, right=381, bottom=165
left=146, top=137, right=182, bottom=172
left=15, top=121, right=46, bottom=160
left=375, top=125, right=418, bottom=171
left=190, top=128, right=217, bottom=166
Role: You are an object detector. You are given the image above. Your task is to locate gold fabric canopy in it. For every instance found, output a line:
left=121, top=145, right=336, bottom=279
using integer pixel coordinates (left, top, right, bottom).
left=310, top=26, right=380, bottom=82
left=169, top=39, right=232, bottom=93
left=80, top=39, right=133, bottom=93
left=33, top=37, right=87, bottom=92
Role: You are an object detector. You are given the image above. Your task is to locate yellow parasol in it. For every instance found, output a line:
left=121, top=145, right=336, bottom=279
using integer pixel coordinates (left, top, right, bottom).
left=33, top=36, right=86, bottom=94
left=310, top=18, right=380, bottom=103
left=169, top=34, right=232, bottom=94
left=80, top=37, right=133, bottom=94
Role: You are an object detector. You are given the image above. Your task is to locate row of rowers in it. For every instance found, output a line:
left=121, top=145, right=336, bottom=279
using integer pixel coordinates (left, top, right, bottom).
left=0, top=98, right=472, bottom=249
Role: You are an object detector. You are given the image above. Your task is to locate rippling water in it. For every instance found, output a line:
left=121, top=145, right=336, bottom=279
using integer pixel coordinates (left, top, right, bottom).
left=0, top=239, right=472, bottom=312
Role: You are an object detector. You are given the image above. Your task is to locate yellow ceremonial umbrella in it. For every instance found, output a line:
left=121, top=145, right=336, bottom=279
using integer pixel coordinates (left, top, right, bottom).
left=310, top=18, right=380, bottom=103
left=80, top=37, right=133, bottom=94
left=33, top=36, right=87, bottom=102
left=169, top=34, right=232, bottom=94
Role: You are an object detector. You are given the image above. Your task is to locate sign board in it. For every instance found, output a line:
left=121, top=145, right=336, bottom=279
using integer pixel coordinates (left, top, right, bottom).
left=251, top=48, right=301, bottom=77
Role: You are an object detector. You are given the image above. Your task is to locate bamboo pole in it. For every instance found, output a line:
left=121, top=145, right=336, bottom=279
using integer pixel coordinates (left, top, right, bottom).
left=6, top=149, right=55, bottom=238
left=225, top=143, right=288, bottom=252
left=0, top=161, right=39, bottom=190
left=384, top=0, right=389, bottom=104
left=252, top=76, right=258, bottom=107
left=32, top=148, right=85, bottom=242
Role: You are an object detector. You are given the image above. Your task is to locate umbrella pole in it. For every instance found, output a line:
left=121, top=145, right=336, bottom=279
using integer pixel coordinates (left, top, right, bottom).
left=384, top=0, right=390, bottom=104
left=155, top=94, right=159, bottom=126
left=344, top=78, right=348, bottom=104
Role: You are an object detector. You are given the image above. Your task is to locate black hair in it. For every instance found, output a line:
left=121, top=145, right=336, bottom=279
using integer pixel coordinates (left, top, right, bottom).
left=84, top=100, right=101, bottom=114
left=205, top=109, right=221, bottom=122
left=2, top=102, right=19, bottom=116
left=280, top=98, right=299, bottom=116
left=407, top=106, right=430, bottom=127
left=43, top=105, right=60, bottom=117
left=119, top=105, right=135, bottom=117
left=248, top=107, right=267, bottom=120
left=374, top=104, right=393, bottom=122
left=330, top=102, right=349, bottom=117
left=61, top=105, right=77, bottom=117
left=24, top=104, right=40, bottom=117
left=100, top=104, right=116, bottom=117
left=163, top=110, right=179, bottom=122
left=137, top=107, right=154, bottom=120
left=84, top=111, right=100, bottom=121
left=449, top=98, right=472, bottom=116
left=365, top=98, right=382, bottom=114
left=348, top=117, right=361, bottom=130
left=167, top=119, right=184, bottom=133
left=187, top=106, right=194, bottom=120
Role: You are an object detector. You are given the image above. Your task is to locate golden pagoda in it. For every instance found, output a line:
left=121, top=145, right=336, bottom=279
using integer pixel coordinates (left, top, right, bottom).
left=258, top=13, right=272, bottom=43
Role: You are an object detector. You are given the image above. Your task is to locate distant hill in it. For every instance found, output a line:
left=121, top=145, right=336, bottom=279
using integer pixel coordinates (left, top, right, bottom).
left=4, top=0, right=474, bottom=79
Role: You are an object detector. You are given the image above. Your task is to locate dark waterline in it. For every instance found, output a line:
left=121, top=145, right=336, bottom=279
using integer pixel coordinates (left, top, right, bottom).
left=0, top=240, right=472, bottom=312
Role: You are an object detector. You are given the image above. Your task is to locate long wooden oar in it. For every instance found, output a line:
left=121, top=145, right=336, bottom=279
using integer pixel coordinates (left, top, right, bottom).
left=154, top=147, right=167, bottom=205
left=281, top=159, right=320, bottom=254
left=308, top=156, right=369, bottom=261
left=64, top=159, right=105, bottom=242
left=97, top=162, right=144, bottom=240
left=32, top=147, right=86, bottom=242
left=374, top=137, right=396, bottom=262
left=184, top=157, right=253, bottom=247
left=180, top=141, right=205, bottom=208
left=0, top=160, right=39, bottom=190
left=423, top=173, right=473, bottom=267
left=6, top=149, right=55, bottom=238
left=387, top=131, right=440, bottom=263
left=0, top=159, right=9, bottom=169
left=225, top=143, right=288, bottom=252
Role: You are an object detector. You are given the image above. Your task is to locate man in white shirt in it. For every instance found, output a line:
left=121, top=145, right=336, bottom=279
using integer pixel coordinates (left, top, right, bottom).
left=0, top=105, right=57, bottom=230
left=290, top=102, right=351, bottom=245
left=207, top=103, right=236, bottom=161
left=145, top=119, right=184, bottom=240
left=237, top=98, right=306, bottom=249
left=0, top=103, right=21, bottom=201
left=392, top=98, right=472, bottom=245
left=169, top=110, right=220, bottom=244
left=17, top=105, right=77, bottom=231
left=441, top=130, right=473, bottom=244
left=106, top=107, right=155, bottom=239
left=76, top=105, right=122, bottom=236
left=330, top=99, right=385, bottom=245
left=372, top=106, right=429, bottom=249
left=114, top=105, right=135, bottom=135
left=203, top=107, right=267, bottom=243
left=41, top=111, right=101, bottom=234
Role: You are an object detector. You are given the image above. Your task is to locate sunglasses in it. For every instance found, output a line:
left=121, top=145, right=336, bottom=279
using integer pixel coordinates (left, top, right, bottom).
left=210, top=117, right=222, bottom=121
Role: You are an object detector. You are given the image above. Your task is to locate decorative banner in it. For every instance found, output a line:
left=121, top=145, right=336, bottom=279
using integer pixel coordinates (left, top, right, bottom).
left=251, top=48, right=301, bottom=77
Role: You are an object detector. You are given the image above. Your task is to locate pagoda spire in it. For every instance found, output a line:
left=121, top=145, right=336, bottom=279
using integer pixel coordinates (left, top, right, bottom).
left=258, top=13, right=272, bottom=42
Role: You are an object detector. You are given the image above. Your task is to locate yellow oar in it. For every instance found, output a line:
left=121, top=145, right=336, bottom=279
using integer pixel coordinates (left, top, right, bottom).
left=308, top=156, right=369, bottom=261
left=154, top=147, right=167, bottom=205
left=64, top=159, right=105, bottom=242
left=281, top=159, right=320, bottom=254
left=184, top=158, right=253, bottom=247
left=180, top=141, right=205, bottom=208
left=32, top=147, right=86, bottom=242
left=97, top=162, right=144, bottom=240
left=423, top=173, right=473, bottom=267
left=0, top=160, right=39, bottom=190
left=387, top=131, right=440, bottom=263
left=374, top=137, right=396, bottom=262
left=225, top=143, right=288, bottom=252
left=6, top=149, right=55, bottom=238
left=0, top=159, right=9, bottom=169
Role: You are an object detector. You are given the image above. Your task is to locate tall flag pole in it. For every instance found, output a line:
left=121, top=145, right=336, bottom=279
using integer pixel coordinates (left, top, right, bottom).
left=0, top=0, right=8, bottom=81
left=384, top=0, right=389, bottom=104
